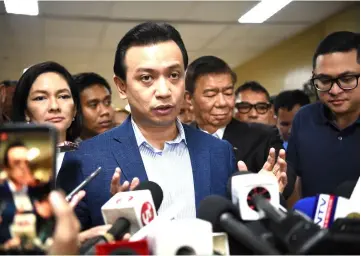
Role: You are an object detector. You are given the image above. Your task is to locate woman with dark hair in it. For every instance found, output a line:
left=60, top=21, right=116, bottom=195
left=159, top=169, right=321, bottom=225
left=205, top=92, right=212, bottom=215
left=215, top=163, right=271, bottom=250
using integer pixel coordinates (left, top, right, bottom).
left=9, top=61, right=113, bottom=247
left=12, top=61, right=82, bottom=144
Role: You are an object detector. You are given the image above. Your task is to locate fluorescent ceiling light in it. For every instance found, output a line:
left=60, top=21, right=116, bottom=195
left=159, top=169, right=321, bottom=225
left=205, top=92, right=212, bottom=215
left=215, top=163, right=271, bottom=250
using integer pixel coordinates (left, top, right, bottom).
left=238, top=0, right=292, bottom=24
left=4, top=0, right=39, bottom=16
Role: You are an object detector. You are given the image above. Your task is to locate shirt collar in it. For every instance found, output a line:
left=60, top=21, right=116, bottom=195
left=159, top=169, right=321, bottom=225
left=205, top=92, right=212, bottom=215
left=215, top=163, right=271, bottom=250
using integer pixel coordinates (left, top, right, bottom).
left=131, top=117, right=187, bottom=148
left=199, top=126, right=226, bottom=139
left=8, top=179, right=28, bottom=194
left=319, top=102, right=360, bottom=126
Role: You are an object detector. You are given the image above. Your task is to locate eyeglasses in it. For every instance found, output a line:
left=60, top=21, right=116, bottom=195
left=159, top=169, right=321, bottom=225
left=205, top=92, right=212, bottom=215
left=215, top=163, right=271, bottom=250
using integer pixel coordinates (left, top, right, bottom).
left=311, top=74, right=360, bottom=92
left=235, top=102, right=271, bottom=114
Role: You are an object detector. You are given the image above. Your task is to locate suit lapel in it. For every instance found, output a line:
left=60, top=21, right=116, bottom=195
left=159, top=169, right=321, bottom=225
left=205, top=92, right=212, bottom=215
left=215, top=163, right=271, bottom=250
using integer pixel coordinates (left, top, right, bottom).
left=223, top=119, right=243, bottom=159
left=110, top=117, right=148, bottom=182
left=184, top=125, right=211, bottom=210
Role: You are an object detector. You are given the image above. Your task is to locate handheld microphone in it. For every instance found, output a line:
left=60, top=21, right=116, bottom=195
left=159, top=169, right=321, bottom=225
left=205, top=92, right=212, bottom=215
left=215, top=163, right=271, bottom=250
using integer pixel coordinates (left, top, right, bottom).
left=80, top=217, right=131, bottom=255
left=147, top=219, right=213, bottom=255
left=334, top=180, right=358, bottom=199
left=197, top=195, right=280, bottom=255
left=293, top=194, right=359, bottom=228
left=253, top=195, right=328, bottom=254
left=228, top=171, right=280, bottom=221
left=101, top=181, right=163, bottom=235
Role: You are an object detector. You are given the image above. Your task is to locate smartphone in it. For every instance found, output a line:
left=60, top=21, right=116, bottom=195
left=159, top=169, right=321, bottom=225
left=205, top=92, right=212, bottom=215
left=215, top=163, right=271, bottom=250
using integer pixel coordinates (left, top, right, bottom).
left=0, top=124, right=57, bottom=253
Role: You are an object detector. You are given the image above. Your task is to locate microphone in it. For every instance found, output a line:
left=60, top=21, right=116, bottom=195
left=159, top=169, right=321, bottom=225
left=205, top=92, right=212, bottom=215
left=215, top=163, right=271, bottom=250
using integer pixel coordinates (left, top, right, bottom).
left=227, top=171, right=280, bottom=220
left=293, top=194, right=360, bottom=228
left=79, top=217, right=131, bottom=255
left=334, top=180, right=358, bottom=199
left=147, top=219, right=213, bottom=255
left=197, top=195, right=280, bottom=255
left=95, top=239, right=149, bottom=255
left=252, top=195, right=328, bottom=254
left=133, top=181, right=163, bottom=212
left=101, top=181, right=163, bottom=235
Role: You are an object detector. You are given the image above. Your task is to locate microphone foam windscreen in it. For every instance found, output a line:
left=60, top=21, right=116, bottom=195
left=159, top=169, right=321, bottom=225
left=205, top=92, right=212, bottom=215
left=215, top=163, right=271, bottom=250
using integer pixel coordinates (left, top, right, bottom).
left=197, top=195, right=239, bottom=232
left=226, top=171, right=253, bottom=198
left=292, top=196, right=317, bottom=219
left=134, top=181, right=163, bottom=211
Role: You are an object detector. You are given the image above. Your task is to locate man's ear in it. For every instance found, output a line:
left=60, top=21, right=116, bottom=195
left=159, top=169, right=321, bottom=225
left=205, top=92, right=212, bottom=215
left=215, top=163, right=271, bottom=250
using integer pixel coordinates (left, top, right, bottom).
left=184, top=90, right=192, bottom=102
left=114, top=75, right=127, bottom=100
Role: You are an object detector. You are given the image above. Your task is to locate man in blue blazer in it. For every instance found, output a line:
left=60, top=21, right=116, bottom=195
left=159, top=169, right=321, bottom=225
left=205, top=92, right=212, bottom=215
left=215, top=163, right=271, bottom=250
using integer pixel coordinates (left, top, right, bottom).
left=57, top=22, right=287, bottom=230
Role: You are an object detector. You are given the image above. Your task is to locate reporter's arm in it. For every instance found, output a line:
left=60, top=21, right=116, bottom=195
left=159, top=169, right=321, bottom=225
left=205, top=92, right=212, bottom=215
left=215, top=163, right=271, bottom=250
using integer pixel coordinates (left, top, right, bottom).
left=48, top=191, right=80, bottom=255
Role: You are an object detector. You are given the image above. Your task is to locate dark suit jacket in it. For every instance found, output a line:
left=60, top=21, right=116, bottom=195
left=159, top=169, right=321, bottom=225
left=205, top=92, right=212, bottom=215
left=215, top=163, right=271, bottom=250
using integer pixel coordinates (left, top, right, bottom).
left=0, top=182, right=40, bottom=244
left=192, top=118, right=296, bottom=199
left=0, top=182, right=16, bottom=244
left=56, top=118, right=236, bottom=230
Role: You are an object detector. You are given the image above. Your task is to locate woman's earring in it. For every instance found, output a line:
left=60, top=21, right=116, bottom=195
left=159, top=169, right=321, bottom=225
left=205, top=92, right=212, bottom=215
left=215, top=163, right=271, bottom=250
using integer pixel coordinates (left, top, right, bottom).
left=26, top=118, right=30, bottom=124
left=72, top=117, right=75, bottom=121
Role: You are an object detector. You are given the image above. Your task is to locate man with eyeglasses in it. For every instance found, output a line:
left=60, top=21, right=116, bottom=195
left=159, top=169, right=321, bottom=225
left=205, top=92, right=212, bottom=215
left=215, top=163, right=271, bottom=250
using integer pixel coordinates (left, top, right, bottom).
left=287, top=31, right=360, bottom=203
left=186, top=56, right=295, bottom=200
left=234, top=81, right=275, bottom=125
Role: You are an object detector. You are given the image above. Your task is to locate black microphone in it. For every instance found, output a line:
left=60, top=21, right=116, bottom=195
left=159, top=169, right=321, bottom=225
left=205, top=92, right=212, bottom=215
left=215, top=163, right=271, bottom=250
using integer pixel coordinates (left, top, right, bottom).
left=80, top=217, right=131, bottom=255
left=334, top=180, right=358, bottom=199
left=133, top=181, right=163, bottom=212
left=252, top=194, right=328, bottom=254
left=197, top=195, right=280, bottom=255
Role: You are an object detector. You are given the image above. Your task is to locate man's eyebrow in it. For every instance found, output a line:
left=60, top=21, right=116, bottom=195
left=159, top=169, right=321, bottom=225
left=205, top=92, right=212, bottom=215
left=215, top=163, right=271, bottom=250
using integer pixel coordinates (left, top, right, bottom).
left=315, top=71, right=358, bottom=77
left=203, top=88, right=219, bottom=93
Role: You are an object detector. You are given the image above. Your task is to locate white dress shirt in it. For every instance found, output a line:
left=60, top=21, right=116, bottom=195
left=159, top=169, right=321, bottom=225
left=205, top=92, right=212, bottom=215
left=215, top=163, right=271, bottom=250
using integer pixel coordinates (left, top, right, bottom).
left=131, top=118, right=196, bottom=219
left=200, top=126, right=226, bottom=139
left=7, top=180, right=33, bottom=212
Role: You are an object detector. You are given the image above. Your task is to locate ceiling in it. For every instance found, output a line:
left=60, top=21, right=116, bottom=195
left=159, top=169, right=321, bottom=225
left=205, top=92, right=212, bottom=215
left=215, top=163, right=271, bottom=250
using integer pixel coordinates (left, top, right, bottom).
left=0, top=1, right=354, bottom=108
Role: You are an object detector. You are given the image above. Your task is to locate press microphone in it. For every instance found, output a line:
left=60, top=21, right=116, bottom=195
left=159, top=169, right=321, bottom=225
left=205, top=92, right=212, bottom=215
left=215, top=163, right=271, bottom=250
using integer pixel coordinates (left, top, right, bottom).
left=334, top=180, right=358, bottom=199
left=227, top=171, right=280, bottom=220
left=147, top=219, right=213, bottom=255
left=101, top=181, right=163, bottom=235
left=79, top=217, right=131, bottom=255
left=253, top=194, right=328, bottom=254
left=293, top=194, right=360, bottom=228
left=197, top=195, right=280, bottom=255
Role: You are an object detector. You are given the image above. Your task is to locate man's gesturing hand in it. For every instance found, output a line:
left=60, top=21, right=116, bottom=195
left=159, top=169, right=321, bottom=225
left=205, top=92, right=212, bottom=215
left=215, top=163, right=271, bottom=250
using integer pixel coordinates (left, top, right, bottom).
left=110, top=167, right=140, bottom=196
left=237, top=148, right=288, bottom=193
left=259, top=148, right=288, bottom=192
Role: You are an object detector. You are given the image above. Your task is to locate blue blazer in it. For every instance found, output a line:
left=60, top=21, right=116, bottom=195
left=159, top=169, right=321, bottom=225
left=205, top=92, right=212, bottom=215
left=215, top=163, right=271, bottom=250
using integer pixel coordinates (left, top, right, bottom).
left=57, top=118, right=236, bottom=230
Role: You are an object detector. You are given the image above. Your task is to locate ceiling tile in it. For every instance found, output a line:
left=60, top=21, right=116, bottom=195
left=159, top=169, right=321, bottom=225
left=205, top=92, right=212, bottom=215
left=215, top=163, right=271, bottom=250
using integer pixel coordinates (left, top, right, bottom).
left=7, top=15, right=45, bottom=37
left=100, top=22, right=140, bottom=50
left=206, top=24, right=308, bottom=50
left=110, top=2, right=196, bottom=21
left=186, top=1, right=259, bottom=22
left=176, top=24, right=227, bottom=39
left=45, top=19, right=103, bottom=38
left=268, top=1, right=351, bottom=23
left=40, top=1, right=113, bottom=17
left=45, top=36, right=98, bottom=50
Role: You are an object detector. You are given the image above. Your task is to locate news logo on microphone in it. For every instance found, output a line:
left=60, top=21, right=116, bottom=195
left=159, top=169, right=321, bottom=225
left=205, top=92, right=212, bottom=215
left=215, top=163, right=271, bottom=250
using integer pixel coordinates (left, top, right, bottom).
left=101, top=190, right=157, bottom=234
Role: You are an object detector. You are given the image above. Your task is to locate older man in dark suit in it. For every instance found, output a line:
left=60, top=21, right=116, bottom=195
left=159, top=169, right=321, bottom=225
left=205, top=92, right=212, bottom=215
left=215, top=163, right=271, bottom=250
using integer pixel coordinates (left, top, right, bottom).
left=186, top=55, right=295, bottom=199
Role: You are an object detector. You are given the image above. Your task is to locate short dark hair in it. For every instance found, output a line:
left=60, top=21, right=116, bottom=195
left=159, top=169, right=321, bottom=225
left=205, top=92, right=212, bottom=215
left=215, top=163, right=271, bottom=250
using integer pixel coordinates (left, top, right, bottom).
left=3, top=140, right=26, bottom=167
left=73, top=72, right=112, bottom=94
left=313, top=31, right=360, bottom=69
left=274, top=89, right=310, bottom=115
left=12, top=61, right=82, bottom=142
left=235, top=81, right=270, bottom=101
left=114, top=22, right=188, bottom=81
left=185, top=55, right=237, bottom=96
left=0, top=80, right=17, bottom=87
